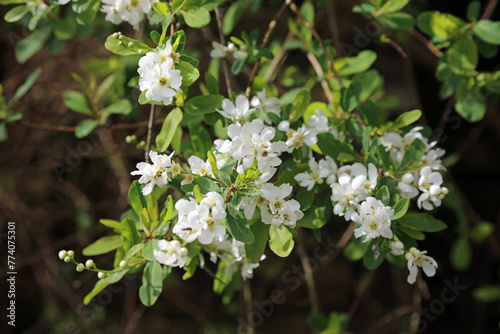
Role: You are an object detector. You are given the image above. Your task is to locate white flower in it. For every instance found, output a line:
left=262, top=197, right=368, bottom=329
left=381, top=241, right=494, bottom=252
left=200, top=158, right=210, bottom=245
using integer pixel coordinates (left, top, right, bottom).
left=331, top=181, right=359, bottom=221
left=405, top=247, right=438, bottom=284
left=284, top=124, right=318, bottom=152
left=173, top=198, right=203, bottom=243
left=350, top=163, right=378, bottom=196
left=130, top=150, right=174, bottom=195
left=138, top=40, right=179, bottom=78
left=398, top=173, right=419, bottom=199
left=214, top=139, right=232, bottom=168
left=242, top=192, right=269, bottom=220
left=188, top=156, right=214, bottom=177
left=251, top=89, right=281, bottom=124
left=27, top=1, right=47, bottom=14
left=295, top=158, right=324, bottom=191
left=210, top=42, right=247, bottom=59
left=417, top=166, right=448, bottom=210
left=318, top=156, right=338, bottom=185
left=101, top=0, right=157, bottom=30
left=153, top=240, right=188, bottom=268
left=352, top=197, right=394, bottom=242
left=138, top=57, right=183, bottom=105
left=227, top=119, right=287, bottom=174
left=307, top=109, right=329, bottom=133
left=389, top=241, right=405, bottom=256
left=210, top=42, right=227, bottom=58
left=217, top=95, right=255, bottom=124
left=260, top=183, right=303, bottom=228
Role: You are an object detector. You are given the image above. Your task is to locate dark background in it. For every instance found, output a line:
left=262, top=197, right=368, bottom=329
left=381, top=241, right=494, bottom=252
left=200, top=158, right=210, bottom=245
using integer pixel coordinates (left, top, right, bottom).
left=1, top=0, right=499, bottom=333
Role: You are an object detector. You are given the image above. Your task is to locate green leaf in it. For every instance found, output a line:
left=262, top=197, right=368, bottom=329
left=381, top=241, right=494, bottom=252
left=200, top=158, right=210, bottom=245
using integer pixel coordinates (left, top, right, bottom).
left=170, top=30, right=186, bottom=53
left=104, top=33, right=152, bottom=56
left=450, top=238, right=472, bottom=271
left=357, top=101, right=380, bottom=127
left=398, top=225, right=425, bottom=240
left=447, top=36, right=478, bottom=75
left=100, top=99, right=133, bottom=118
left=392, top=198, right=409, bottom=220
left=205, top=73, right=219, bottom=95
left=455, top=80, right=486, bottom=122
left=82, top=235, right=122, bottom=256
left=336, top=51, right=377, bottom=76
left=344, top=237, right=370, bottom=261
left=231, top=58, right=247, bottom=74
left=473, top=20, right=500, bottom=45
left=307, top=312, right=328, bottom=332
left=4, top=5, right=28, bottom=22
left=473, top=285, right=500, bottom=303
left=427, top=11, right=466, bottom=39
left=376, top=0, right=409, bottom=14
left=84, top=270, right=127, bottom=305
left=398, top=213, right=447, bottom=232
left=351, top=70, right=383, bottom=104
left=76, top=0, right=100, bottom=25
left=156, top=107, right=183, bottom=152
left=363, top=240, right=387, bottom=269
left=63, top=91, right=92, bottom=116
left=180, top=6, right=211, bottom=28
left=245, top=220, right=270, bottom=263
left=15, top=26, right=52, bottom=64
left=222, top=0, right=252, bottom=35
left=470, top=221, right=495, bottom=243
left=121, top=217, right=141, bottom=252
left=297, top=206, right=327, bottom=229
left=398, top=138, right=426, bottom=170
left=317, top=132, right=358, bottom=160
left=8, top=67, right=42, bottom=107
left=184, top=94, right=224, bottom=115
left=378, top=12, right=414, bottom=31
left=177, top=61, right=200, bottom=87
left=289, top=90, right=311, bottom=122
left=269, top=226, right=294, bottom=257
left=377, top=145, right=392, bottom=171
left=467, top=1, right=481, bottom=21
left=75, top=119, right=99, bottom=139
left=188, top=123, right=212, bottom=159
left=129, top=180, right=148, bottom=215
left=339, top=84, right=359, bottom=113
left=375, top=185, right=390, bottom=206
left=139, top=261, right=164, bottom=306
left=99, top=219, right=121, bottom=231
left=392, top=109, right=422, bottom=129
left=226, top=213, right=254, bottom=244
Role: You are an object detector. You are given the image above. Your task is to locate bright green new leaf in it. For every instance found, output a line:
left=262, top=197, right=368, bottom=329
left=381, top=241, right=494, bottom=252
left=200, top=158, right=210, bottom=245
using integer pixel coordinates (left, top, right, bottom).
left=392, top=109, right=422, bottom=129
left=99, top=219, right=121, bottom=231
left=177, top=61, right=200, bottom=86
left=4, top=5, right=28, bottom=22
left=75, top=119, right=99, bottom=139
left=76, top=0, right=100, bottom=25
left=455, top=79, right=486, bottom=122
left=344, top=237, right=370, bottom=261
left=392, top=198, right=409, bottom=220
left=82, top=235, right=122, bottom=256
left=376, top=0, right=409, bottom=14
left=139, top=261, right=164, bottom=306
left=101, top=99, right=132, bottom=118
left=128, top=181, right=148, bottom=216
left=84, top=270, right=127, bottom=305
left=180, top=6, right=211, bottom=28
left=336, top=51, right=377, bottom=76
left=104, top=34, right=152, bottom=56
left=289, top=90, right=311, bottom=122
left=269, top=226, right=294, bottom=257
left=121, top=217, right=141, bottom=252
left=245, top=219, right=270, bottom=263
left=378, top=12, right=415, bottom=31
left=8, top=67, right=42, bottom=108
left=156, top=107, right=183, bottom=152
left=473, top=20, right=500, bottom=45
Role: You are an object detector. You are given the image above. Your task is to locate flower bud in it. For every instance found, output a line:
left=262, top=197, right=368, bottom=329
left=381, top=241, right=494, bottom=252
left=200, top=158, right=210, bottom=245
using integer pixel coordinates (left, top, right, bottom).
left=119, top=260, right=127, bottom=268
left=67, top=250, right=75, bottom=257
left=180, top=247, right=188, bottom=257
left=58, top=250, right=67, bottom=260
left=85, top=259, right=94, bottom=268
left=64, top=256, right=71, bottom=263
left=76, top=263, right=85, bottom=272
left=128, top=42, right=134, bottom=48
left=97, top=272, right=106, bottom=279
left=113, top=32, right=119, bottom=39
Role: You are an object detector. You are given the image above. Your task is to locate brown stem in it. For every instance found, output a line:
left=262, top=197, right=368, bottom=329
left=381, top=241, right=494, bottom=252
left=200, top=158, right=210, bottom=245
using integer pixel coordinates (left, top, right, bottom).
left=241, top=278, right=255, bottom=334
left=347, top=270, right=375, bottom=318
left=367, top=305, right=413, bottom=333
left=145, top=104, right=156, bottom=163
left=481, top=0, right=498, bottom=20
left=20, top=120, right=76, bottom=132
left=214, top=8, right=233, bottom=97
left=306, top=52, right=334, bottom=105
left=410, top=29, right=443, bottom=58
left=245, top=1, right=290, bottom=98
left=408, top=277, right=422, bottom=334
left=296, top=229, right=320, bottom=313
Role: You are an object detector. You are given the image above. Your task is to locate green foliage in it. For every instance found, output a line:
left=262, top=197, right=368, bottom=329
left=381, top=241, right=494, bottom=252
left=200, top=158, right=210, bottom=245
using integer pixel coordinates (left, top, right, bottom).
left=156, top=107, right=183, bottom=152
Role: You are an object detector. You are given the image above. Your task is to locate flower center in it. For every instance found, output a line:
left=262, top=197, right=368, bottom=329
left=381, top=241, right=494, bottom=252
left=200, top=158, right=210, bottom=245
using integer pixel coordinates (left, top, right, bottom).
left=130, top=0, right=139, bottom=7
left=159, top=76, right=169, bottom=86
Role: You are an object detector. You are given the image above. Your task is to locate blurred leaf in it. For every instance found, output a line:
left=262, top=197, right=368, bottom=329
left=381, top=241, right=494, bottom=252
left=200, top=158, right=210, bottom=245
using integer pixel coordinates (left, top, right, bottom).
left=129, top=181, right=148, bottom=215
left=307, top=312, right=328, bottom=332
left=15, top=26, right=52, bottom=63
left=83, top=235, right=122, bottom=256
left=455, top=80, right=486, bottom=122
left=466, top=1, right=481, bottom=21
left=378, top=12, right=414, bottom=30
left=289, top=90, right=311, bottom=122
left=76, top=0, right=100, bottom=25
left=470, top=221, right=495, bottom=243
left=450, top=238, right=472, bottom=271
left=344, top=236, right=370, bottom=261
left=269, top=226, right=294, bottom=257
left=75, top=119, right=98, bottom=138
left=226, top=213, right=254, bottom=244
left=245, top=219, right=269, bottom=263
left=473, top=285, right=500, bottom=303
left=180, top=6, right=211, bottom=28
left=336, top=51, right=377, bottom=76
left=392, top=198, right=409, bottom=220
left=4, top=5, right=28, bottom=22
left=101, top=99, right=132, bottom=118
left=84, top=271, right=127, bottom=305
left=222, top=0, right=252, bottom=35
left=398, top=213, right=447, bottom=232
left=139, top=261, right=164, bottom=306
left=473, top=20, right=500, bottom=45
left=447, top=36, right=478, bottom=75
left=392, top=109, right=422, bottom=129
left=63, top=91, right=92, bottom=116
left=8, top=67, right=42, bottom=107
left=363, top=240, right=386, bottom=269
left=156, top=107, right=183, bottom=152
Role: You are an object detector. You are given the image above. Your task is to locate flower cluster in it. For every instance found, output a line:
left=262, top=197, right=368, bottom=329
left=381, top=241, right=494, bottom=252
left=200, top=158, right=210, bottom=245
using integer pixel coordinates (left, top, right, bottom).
left=131, top=150, right=180, bottom=195
left=172, top=192, right=227, bottom=245
left=352, top=197, right=394, bottom=242
left=101, top=0, right=157, bottom=30
left=278, top=121, right=318, bottom=152
left=380, top=127, right=448, bottom=210
left=295, top=156, right=338, bottom=191
left=138, top=41, right=183, bottom=105
left=210, top=42, right=247, bottom=60
left=153, top=240, right=188, bottom=268
left=405, top=247, right=438, bottom=284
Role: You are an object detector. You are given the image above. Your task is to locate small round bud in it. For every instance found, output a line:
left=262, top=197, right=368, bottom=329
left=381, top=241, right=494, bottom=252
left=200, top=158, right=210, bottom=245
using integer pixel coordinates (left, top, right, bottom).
left=127, top=42, right=134, bottom=48
left=118, top=34, right=123, bottom=40
left=64, top=256, right=71, bottom=263
left=119, top=260, right=127, bottom=268
left=97, top=272, right=106, bottom=279
left=402, top=173, right=414, bottom=184
left=118, top=41, right=124, bottom=46
left=59, top=250, right=67, bottom=260
left=85, top=259, right=94, bottom=268
left=67, top=250, right=75, bottom=257
left=113, top=32, right=119, bottom=39
left=179, top=247, right=188, bottom=257
left=405, top=252, right=412, bottom=261
left=76, top=263, right=85, bottom=272
left=441, top=187, right=449, bottom=195
left=171, top=240, right=181, bottom=248
left=137, top=49, right=145, bottom=54
left=139, top=140, right=145, bottom=146
left=125, top=135, right=134, bottom=144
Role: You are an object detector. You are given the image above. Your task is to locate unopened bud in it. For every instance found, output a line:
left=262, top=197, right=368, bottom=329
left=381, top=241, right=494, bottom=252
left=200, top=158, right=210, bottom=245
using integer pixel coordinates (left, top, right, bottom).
left=97, top=272, right=106, bottom=279
left=59, top=250, right=67, bottom=260
left=67, top=250, right=75, bottom=257
left=85, top=259, right=94, bottom=268
left=76, top=263, right=85, bottom=272
left=64, top=256, right=71, bottom=263
left=119, top=260, right=127, bottom=268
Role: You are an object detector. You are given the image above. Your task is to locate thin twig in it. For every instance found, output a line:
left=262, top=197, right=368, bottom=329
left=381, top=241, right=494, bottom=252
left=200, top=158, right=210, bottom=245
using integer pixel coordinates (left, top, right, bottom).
left=123, top=305, right=146, bottom=334
left=481, top=0, right=498, bottom=20
left=347, top=270, right=375, bottom=318
left=410, top=29, right=443, bottom=58
left=215, top=8, right=233, bottom=97
left=296, top=229, right=320, bottom=313
left=367, top=305, right=413, bottom=333
left=408, top=277, right=422, bottom=334
left=242, top=278, right=255, bottom=334
left=245, top=0, right=290, bottom=98
left=20, top=120, right=76, bottom=132
left=306, top=52, right=334, bottom=104
left=263, top=32, right=293, bottom=83
left=145, top=104, right=156, bottom=163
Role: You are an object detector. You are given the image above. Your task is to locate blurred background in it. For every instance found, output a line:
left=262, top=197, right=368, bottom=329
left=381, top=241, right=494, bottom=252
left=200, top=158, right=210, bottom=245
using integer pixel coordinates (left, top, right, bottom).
left=1, top=0, right=499, bottom=333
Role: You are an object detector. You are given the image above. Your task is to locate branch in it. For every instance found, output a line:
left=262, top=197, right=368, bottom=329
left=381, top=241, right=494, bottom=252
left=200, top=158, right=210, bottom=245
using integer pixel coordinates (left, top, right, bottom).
left=215, top=8, right=233, bottom=97
left=410, top=29, right=443, bottom=58
left=145, top=104, right=156, bottom=163
left=296, top=229, right=320, bottom=313
left=241, top=278, right=255, bottom=334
